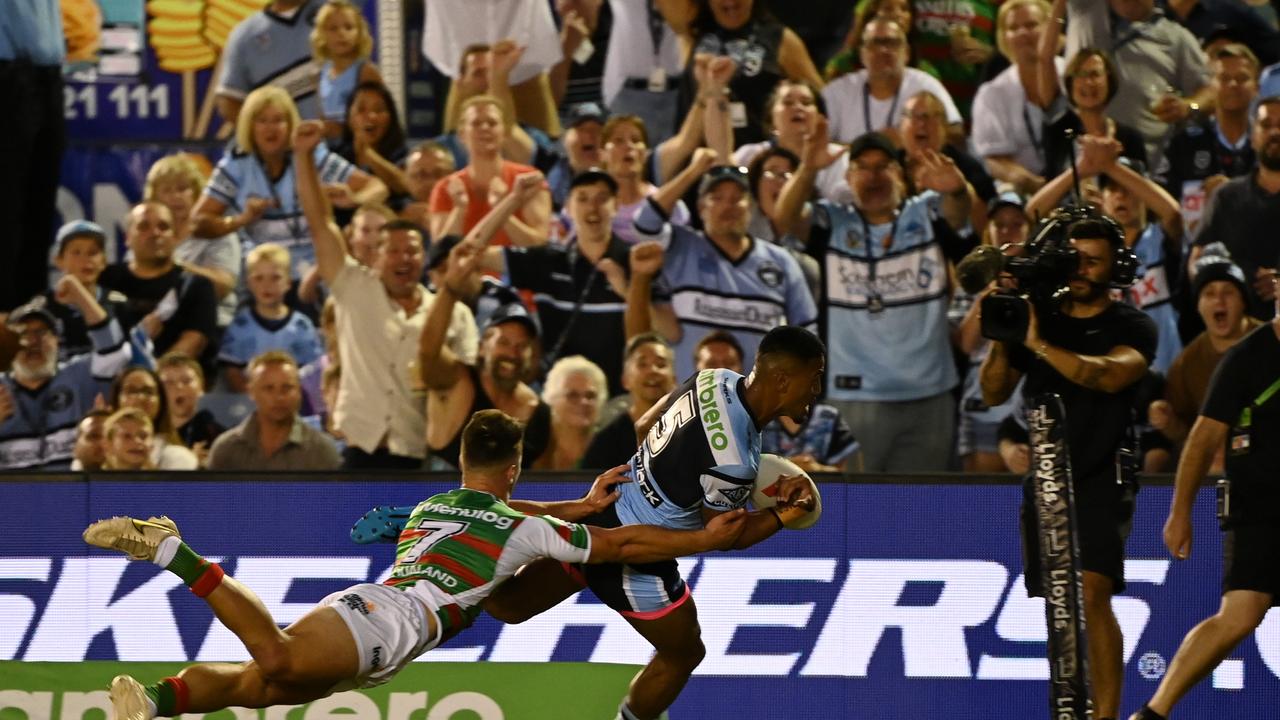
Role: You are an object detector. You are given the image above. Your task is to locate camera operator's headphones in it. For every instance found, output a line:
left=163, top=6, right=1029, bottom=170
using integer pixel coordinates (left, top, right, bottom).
left=1040, top=205, right=1139, bottom=289
left=1090, top=212, right=1140, bottom=289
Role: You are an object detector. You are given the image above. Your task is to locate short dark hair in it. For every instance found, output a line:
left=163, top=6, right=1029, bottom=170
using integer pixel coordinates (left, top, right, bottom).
left=747, top=145, right=801, bottom=200
left=1064, top=48, right=1119, bottom=107
left=695, top=330, right=744, bottom=362
left=381, top=219, right=427, bottom=245
left=157, top=352, right=206, bottom=387
left=757, top=326, right=826, bottom=363
left=461, top=409, right=524, bottom=470
left=624, top=332, right=670, bottom=362
left=1067, top=217, right=1124, bottom=249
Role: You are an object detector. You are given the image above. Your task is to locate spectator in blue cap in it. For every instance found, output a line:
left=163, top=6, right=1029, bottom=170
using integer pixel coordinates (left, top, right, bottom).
left=41, top=220, right=129, bottom=361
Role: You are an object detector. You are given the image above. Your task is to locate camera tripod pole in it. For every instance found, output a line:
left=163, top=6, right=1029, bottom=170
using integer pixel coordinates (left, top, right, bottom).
left=1029, top=392, right=1092, bottom=720
left=1064, top=128, right=1083, bottom=204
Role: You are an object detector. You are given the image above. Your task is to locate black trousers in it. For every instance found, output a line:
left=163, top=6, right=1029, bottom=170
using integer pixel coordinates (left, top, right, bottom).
left=0, top=60, right=65, bottom=311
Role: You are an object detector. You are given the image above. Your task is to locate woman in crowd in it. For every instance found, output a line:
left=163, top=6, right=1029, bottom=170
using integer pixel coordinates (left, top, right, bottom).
left=970, top=0, right=1057, bottom=196
left=734, top=79, right=852, bottom=204
left=533, top=355, right=608, bottom=471
left=191, top=86, right=387, bottom=284
left=598, top=115, right=692, bottom=244
left=1035, top=1, right=1146, bottom=179
left=668, top=0, right=825, bottom=145
left=745, top=146, right=821, bottom=299
left=335, top=81, right=410, bottom=203
left=109, top=366, right=199, bottom=470
left=144, top=154, right=241, bottom=330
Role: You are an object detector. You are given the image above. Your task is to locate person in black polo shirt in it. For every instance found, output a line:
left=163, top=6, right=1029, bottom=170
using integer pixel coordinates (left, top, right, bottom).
left=1130, top=267, right=1280, bottom=720
left=469, top=168, right=671, bottom=395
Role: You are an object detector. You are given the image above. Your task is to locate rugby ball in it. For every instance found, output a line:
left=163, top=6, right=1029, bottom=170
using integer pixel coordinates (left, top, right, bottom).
left=751, top=454, right=822, bottom=530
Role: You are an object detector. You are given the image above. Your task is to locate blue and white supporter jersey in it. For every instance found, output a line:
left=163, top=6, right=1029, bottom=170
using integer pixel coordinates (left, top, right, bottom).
left=634, top=200, right=818, bottom=381
left=617, top=369, right=761, bottom=530
left=813, top=192, right=960, bottom=402
left=1121, top=223, right=1183, bottom=374
left=0, top=318, right=130, bottom=469
left=204, top=144, right=356, bottom=279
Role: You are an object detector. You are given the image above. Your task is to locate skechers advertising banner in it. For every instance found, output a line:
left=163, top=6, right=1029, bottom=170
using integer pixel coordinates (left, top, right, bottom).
left=2, top=477, right=1278, bottom=719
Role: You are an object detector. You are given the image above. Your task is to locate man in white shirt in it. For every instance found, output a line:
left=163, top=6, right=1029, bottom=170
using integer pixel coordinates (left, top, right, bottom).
left=822, top=18, right=962, bottom=145
left=294, top=120, right=478, bottom=469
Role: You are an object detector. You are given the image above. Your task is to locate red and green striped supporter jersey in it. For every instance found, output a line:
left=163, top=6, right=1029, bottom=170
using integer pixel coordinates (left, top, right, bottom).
left=383, top=488, right=592, bottom=641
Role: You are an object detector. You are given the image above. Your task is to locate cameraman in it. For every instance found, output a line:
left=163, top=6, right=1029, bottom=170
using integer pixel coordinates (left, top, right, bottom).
left=1130, top=268, right=1280, bottom=720
left=979, top=217, right=1158, bottom=720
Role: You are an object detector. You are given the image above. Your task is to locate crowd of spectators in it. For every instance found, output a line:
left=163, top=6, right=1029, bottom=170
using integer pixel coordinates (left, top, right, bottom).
left=2, top=0, right=1279, bottom=476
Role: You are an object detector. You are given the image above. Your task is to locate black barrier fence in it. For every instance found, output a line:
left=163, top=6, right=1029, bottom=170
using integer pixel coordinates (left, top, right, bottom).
left=0, top=470, right=1179, bottom=484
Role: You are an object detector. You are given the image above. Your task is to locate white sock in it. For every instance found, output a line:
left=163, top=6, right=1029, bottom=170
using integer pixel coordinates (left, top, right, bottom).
left=152, top=536, right=181, bottom=568
left=145, top=695, right=158, bottom=718
left=617, top=702, right=641, bottom=720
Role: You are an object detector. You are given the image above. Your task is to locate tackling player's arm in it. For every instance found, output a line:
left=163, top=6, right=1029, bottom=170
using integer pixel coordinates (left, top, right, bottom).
left=508, top=465, right=632, bottom=522
left=586, top=509, right=747, bottom=563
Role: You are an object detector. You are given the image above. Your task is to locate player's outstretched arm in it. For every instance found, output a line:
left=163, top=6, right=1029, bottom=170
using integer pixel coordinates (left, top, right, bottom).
left=586, top=509, right=747, bottom=564
left=508, top=465, right=632, bottom=521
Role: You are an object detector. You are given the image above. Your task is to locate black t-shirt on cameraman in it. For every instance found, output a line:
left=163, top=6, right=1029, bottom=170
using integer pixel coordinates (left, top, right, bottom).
left=1201, top=322, right=1280, bottom=524
left=1010, top=302, right=1158, bottom=500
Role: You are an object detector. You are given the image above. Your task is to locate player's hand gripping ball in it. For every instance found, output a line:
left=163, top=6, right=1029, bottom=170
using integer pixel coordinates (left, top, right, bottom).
left=751, top=454, right=822, bottom=529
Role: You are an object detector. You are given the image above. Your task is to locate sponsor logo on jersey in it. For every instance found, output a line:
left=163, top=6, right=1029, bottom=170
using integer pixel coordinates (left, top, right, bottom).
left=340, top=593, right=372, bottom=616
left=825, top=242, right=946, bottom=309
left=697, top=371, right=731, bottom=452
left=635, top=462, right=664, bottom=508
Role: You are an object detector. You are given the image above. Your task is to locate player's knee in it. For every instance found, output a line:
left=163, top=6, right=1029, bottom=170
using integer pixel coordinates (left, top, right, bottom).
left=1213, top=607, right=1264, bottom=641
left=658, top=636, right=705, bottom=673
left=484, top=596, right=536, bottom=624
left=252, top=641, right=296, bottom=683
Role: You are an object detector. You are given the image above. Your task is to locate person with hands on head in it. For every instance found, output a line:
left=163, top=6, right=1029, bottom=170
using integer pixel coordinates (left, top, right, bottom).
left=484, top=326, right=824, bottom=720
left=979, top=214, right=1157, bottom=720
left=90, top=408, right=746, bottom=720
left=0, top=276, right=131, bottom=470
left=294, top=118, right=479, bottom=470
left=772, top=123, right=973, bottom=473
left=629, top=146, right=819, bottom=381
left=1129, top=268, right=1280, bottom=720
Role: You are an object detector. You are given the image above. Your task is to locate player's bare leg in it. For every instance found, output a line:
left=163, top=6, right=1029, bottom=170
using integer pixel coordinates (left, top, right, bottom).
left=484, top=558, right=582, bottom=623
left=619, top=595, right=705, bottom=720
left=85, top=516, right=358, bottom=718
left=1138, top=590, right=1272, bottom=718
left=1083, top=571, right=1123, bottom=719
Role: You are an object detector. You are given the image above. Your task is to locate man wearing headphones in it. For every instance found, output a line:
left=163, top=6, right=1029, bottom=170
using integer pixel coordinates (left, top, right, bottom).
left=980, top=214, right=1158, bottom=720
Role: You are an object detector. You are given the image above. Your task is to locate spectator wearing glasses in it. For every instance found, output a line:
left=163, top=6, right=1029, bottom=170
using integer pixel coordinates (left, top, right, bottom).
left=630, top=149, right=819, bottom=382
left=897, top=91, right=995, bottom=233
left=108, top=366, right=199, bottom=470
left=775, top=129, right=975, bottom=472
left=0, top=282, right=130, bottom=470
left=822, top=18, right=962, bottom=146
left=1060, top=0, right=1212, bottom=165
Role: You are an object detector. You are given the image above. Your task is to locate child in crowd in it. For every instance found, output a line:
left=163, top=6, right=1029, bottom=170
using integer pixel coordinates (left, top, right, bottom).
left=312, top=0, right=382, bottom=140
left=42, top=220, right=128, bottom=360
left=219, top=244, right=324, bottom=393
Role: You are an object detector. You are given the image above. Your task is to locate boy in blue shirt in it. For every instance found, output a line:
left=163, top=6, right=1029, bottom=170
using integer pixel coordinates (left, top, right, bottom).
left=219, top=243, right=324, bottom=392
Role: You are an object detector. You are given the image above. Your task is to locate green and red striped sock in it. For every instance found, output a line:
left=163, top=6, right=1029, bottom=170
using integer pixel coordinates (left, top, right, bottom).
left=144, top=676, right=189, bottom=716
left=161, top=540, right=225, bottom=597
